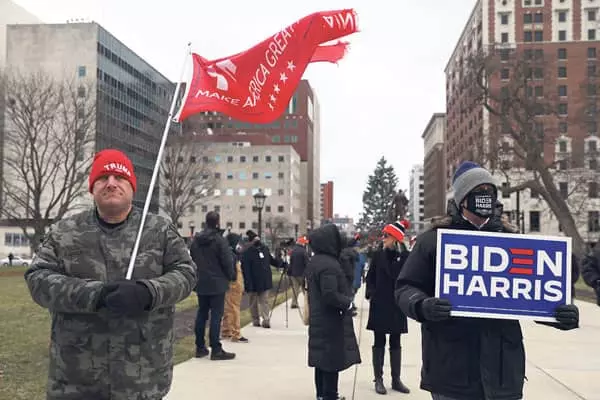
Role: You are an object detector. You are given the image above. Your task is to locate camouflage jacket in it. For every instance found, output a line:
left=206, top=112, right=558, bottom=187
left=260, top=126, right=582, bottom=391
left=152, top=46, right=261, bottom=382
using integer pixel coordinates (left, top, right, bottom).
left=24, top=207, right=197, bottom=400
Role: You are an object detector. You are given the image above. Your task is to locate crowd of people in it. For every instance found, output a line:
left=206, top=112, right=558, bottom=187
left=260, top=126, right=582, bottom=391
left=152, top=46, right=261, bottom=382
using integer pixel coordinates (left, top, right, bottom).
left=22, top=149, right=598, bottom=400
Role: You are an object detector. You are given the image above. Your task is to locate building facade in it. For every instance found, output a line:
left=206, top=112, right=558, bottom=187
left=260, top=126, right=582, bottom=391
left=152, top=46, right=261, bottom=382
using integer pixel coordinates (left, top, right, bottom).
left=422, top=113, right=446, bottom=220
left=166, top=138, right=303, bottom=246
left=446, top=0, right=600, bottom=244
left=181, top=80, right=321, bottom=230
left=320, top=181, right=334, bottom=223
left=408, top=164, right=425, bottom=233
left=5, top=22, right=175, bottom=213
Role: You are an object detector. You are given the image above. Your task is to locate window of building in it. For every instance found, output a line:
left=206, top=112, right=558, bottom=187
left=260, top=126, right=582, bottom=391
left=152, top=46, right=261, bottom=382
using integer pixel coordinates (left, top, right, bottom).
left=558, top=66, right=567, bottom=78
left=239, top=188, right=247, bottom=196
left=558, top=30, right=566, bottom=41
left=529, top=211, right=540, bottom=232
left=534, top=13, right=543, bottom=23
left=524, top=14, right=532, bottom=23
left=559, top=182, right=568, bottom=198
left=589, top=9, right=597, bottom=21
left=588, top=47, right=597, bottom=58
left=558, top=48, right=567, bottom=59
left=78, top=66, right=86, bottom=77
left=501, top=68, right=510, bottom=80
left=278, top=172, right=285, bottom=179
left=265, top=155, right=272, bottom=162
left=227, top=156, right=234, bottom=163
left=501, top=182, right=510, bottom=198
left=239, top=222, right=246, bottom=229
left=278, top=189, right=284, bottom=196
left=558, top=103, right=568, bottom=115
left=590, top=182, right=599, bottom=198
left=590, top=158, right=598, bottom=170
left=534, top=30, right=543, bottom=41
left=277, top=205, right=284, bottom=213
left=226, top=189, right=234, bottom=196
left=265, top=172, right=273, bottom=179
left=252, top=172, right=259, bottom=179
left=524, top=31, right=533, bottom=42
left=501, top=32, right=509, bottom=43
left=278, top=155, right=285, bottom=162
left=558, top=11, right=567, bottom=22
left=227, top=172, right=233, bottom=180
left=214, top=205, right=221, bottom=212
left=272, top=135, right=280, bottom=143
left=240, top=156, right=246, bottom=163
left=501, top=14, right=509, bottom=25
left=588, top=211, right=600, bottom=232
left=239, top=171, right=247, bottom=180
left=589, top=29, right=597, bottom=40
left=253, top=155, right=259, bottom=162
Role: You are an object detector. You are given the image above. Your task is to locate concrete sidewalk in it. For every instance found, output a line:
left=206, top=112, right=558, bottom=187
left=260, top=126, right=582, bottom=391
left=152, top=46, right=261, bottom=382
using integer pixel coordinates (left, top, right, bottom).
left=165, top=290, right=600, bottom=400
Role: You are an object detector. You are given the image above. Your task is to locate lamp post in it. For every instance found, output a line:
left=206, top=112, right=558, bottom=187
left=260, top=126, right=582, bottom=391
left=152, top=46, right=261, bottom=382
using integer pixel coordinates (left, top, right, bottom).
left=253, top=189, right=267, bottom=240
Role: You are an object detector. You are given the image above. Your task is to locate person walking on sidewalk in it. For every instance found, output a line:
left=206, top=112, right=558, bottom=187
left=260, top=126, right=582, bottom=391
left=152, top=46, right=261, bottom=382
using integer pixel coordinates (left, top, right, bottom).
left=365, top=221, right=411, bottom=395
left=190, top=211, right=236, bottom=360
left=305, top=224, right=361, bottom=400
left=395, top=161, right=580, bottom=400
left=241, top=230, right=280, bottom=328
left=288, top=235, right=309, bottom=309
left=221, top=231, right=249, bottom=343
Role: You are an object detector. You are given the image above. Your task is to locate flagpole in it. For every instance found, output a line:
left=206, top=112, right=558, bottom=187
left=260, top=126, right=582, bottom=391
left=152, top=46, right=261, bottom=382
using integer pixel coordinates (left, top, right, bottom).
left=126, top=42, right=192, bottom=280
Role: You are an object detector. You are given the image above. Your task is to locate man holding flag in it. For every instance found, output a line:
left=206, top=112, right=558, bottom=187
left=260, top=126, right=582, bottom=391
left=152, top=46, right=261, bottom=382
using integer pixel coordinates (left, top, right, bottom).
left=25, top=149, right=196, bottom=400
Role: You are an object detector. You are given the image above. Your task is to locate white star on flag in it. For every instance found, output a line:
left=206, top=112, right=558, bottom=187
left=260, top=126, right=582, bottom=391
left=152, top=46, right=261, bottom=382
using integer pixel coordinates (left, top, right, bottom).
left=273, top=84, right=280, bottom=93
left=270, top=94, right=277, bottom=103
left=268, top=103, right=274, bottom=110
left=287, top=61, right=296, bottom=71
left=279, top=72, right=288, bottom=83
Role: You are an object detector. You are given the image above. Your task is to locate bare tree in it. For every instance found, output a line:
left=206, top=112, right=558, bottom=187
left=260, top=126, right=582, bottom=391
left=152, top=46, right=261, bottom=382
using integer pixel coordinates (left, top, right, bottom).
left=461, top=45, right=592, bottom=257
left=265, top=215, right=291, bottom=249
left=1, top=71, right=96, bottom=252
left=160, top=138, right=218, bottom=224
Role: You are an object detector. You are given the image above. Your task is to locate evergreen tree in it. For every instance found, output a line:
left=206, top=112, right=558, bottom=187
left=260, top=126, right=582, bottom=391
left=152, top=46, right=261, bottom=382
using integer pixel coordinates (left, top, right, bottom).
left=356, top=157, right=399, bottom=235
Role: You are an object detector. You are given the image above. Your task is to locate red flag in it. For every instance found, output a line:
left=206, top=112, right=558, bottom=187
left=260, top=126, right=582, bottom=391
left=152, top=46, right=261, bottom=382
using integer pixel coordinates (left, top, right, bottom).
left=175, top=9, right=358, bottom=123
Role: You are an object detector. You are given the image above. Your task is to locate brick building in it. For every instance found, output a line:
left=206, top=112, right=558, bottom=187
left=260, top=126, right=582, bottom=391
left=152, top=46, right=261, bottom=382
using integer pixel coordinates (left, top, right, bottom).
left=422, top=113, right=446, bottom=220
left=445, top=0, right=600, bottom=242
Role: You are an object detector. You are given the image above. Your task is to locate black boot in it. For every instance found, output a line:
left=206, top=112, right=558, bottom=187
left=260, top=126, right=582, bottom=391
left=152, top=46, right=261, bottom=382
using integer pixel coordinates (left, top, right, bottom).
left=372, top=346, right=387, bottom=394
left=210, top=347, right=236, bottom=360
left=390, top=347, right=410, bottom=393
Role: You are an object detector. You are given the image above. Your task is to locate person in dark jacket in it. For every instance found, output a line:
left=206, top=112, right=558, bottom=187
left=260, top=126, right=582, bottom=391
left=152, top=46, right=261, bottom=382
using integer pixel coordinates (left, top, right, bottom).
left=395, top=161, right=580, bottom=400
left=582, top=245, right=600, bottom=305
left=241, top=230, right=280, bottom=328
left=306, top=223, right=361, bottom=400
left=366, top=221, right=411, bottom=395
left=288, top=235, right=309, bottom=308
left=190, top=211, right=235, bottom=360
left=339, top=235, right=360, bottom=316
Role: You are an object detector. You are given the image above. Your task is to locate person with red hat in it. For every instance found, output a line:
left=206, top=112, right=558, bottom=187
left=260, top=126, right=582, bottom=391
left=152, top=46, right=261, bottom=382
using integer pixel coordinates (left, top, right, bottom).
left=364, top=221, right=411, bottom=395
left=24, top=149, right=196, bottom=400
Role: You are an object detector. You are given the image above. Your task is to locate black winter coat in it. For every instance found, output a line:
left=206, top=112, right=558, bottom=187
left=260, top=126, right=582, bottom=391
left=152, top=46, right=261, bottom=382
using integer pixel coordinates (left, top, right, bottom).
left=395, top=216, right=526, bottom=400
left=366, top=247, right=408, bottom=334
left=241, top=242, right=279, bottom=293
left=191, top=228, right=234, bottom=295
left=339, top=247, right=358, bottom=289
left=289, top=244, right=309, bottom=277
left=306, top=224, right=361, bottom=372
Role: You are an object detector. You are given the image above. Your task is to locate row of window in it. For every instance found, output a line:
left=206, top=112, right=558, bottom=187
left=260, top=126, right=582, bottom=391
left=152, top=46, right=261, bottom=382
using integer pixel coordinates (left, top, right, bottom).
left=189, top=220, right=285, bottom=232
left=4, top=233, right=29, bottom=247
left=169, top=154, right=289, bottom=164
left=514, top=210, right=600, bottom=232
left=194, top=204, right=287, bottom=213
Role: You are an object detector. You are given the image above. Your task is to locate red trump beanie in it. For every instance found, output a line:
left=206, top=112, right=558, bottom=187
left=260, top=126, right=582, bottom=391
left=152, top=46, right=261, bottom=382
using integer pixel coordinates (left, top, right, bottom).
left=88, top=149, right=137, bottom=193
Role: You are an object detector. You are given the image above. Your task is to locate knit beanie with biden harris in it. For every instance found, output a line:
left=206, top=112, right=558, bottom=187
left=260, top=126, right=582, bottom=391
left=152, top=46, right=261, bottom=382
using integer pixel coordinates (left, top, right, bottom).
left=88, top=149, right=137, bottom=193
left=452, top=161, right=496, bottom=205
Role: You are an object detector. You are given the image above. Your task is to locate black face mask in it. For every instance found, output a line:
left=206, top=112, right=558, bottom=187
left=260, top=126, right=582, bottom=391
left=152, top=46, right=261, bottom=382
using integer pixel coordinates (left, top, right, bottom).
left=465, top=192, right=496, bottom=218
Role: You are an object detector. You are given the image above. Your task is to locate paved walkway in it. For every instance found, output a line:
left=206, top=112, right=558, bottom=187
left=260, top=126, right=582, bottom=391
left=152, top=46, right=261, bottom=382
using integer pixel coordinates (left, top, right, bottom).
left=166, top=288, right=600, bottom=400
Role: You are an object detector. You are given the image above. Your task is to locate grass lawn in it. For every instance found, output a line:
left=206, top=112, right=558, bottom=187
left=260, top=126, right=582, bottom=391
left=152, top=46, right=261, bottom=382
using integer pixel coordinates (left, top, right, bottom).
left=0, top=266, right=289, bottom=400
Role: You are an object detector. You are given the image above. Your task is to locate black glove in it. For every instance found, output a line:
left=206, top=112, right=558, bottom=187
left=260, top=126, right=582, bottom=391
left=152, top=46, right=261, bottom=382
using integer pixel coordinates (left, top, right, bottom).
left=420, top=297, right=452, bottom=322
left=554, top=304, right=579, bottom=330
left=101, top=280, right=153, bottom=317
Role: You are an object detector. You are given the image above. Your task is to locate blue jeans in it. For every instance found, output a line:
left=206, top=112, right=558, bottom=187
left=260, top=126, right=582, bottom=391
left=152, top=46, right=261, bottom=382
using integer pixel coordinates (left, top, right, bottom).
left=194, top=293, right=226, bottom=350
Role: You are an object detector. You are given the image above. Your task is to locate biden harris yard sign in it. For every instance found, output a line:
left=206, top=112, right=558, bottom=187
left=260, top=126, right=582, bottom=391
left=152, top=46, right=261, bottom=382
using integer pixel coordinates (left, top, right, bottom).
left=435, top=229, right=572, bottom=322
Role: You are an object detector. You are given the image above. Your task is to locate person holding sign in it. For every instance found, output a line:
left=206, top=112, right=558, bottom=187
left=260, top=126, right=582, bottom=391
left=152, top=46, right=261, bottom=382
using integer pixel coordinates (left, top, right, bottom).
left=365, top=221, right=411, bottom=395
left=394, top=161, right=579, bottom=400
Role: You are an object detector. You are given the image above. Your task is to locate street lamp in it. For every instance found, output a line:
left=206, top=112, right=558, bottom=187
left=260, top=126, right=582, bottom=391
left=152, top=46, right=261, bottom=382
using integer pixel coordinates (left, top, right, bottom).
left=253, top=189, right=267, bottom=239
left=189, top=221, right=195, bottom=238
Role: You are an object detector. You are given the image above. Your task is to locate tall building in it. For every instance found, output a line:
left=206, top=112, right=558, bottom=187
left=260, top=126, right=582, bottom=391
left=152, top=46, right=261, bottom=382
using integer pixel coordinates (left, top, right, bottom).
left=5, top=22, right=176, bottom=213
left=167, top=137, right=302, bottom=246
left=320, top=180, right=334, bottom=223
left=445, top=0, right=600, bottom=242
left=422, top=113, right=446, bottom=220
left=0, top=0, right=42, bottom=67
left=181, top=80, right=321, bottom=230
left=408, top=164, right=425, bottom=233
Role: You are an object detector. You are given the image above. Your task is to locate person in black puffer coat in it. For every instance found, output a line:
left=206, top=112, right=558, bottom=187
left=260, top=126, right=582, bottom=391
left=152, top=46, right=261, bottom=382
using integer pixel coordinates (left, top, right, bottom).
left=306, top=224, right=361, bottom=400
left=366, top=220, right=411, bottom=395
left=395, top=161, right=580, bottom=400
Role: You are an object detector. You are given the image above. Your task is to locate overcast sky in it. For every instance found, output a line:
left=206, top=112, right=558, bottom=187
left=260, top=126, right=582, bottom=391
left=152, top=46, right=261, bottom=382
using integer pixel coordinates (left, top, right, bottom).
left=13, top=0, right=476, bottom=220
